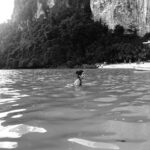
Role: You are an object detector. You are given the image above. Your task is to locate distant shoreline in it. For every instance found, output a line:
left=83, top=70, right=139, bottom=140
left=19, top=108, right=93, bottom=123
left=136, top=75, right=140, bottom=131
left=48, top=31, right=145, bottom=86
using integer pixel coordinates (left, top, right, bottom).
left=97, top=62, right=150, bottom=69
left=0, top=64, right=98, bottom=70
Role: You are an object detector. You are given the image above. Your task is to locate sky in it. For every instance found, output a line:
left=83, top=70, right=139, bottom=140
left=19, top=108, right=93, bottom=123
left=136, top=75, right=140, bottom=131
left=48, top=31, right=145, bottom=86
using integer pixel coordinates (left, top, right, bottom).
left=0, top=0, right=14, bottom=23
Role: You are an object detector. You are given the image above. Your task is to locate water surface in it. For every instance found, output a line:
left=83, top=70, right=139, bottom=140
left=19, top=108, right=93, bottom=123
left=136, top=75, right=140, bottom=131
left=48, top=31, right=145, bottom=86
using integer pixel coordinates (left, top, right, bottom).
left=0, top=69, right=150, bottom=150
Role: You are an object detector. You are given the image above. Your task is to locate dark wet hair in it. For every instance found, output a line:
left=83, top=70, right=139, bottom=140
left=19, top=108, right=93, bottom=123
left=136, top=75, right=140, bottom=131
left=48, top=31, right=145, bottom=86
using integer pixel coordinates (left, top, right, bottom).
left=76, top=70, right=84, bottom=76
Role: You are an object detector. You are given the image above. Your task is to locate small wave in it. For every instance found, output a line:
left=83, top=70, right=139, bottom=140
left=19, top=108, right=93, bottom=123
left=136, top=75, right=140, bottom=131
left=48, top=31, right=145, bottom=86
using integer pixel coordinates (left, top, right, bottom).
left=94, top=97, right=117, bottom=102
left=0, top=142, right=17, bottom=149
left=68, top=138, right=120, bottom=149
left=0, top=122, right=47, bottom=138
left=65, top=84, right=74, bottom=88
left=84, top=81, right=97, bottom=86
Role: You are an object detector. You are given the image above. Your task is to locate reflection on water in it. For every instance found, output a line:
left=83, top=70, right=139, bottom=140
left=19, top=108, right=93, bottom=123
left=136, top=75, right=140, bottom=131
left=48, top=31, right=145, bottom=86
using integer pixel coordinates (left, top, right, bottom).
left=68, top=138, right=120, bottom=149
left=0, top=70, right=47, bottom=149
left=0, top=69, right=150, bottom=150
left=0, top=120, right=46, bottom=138
left=0, top=142, right=17, bottom=149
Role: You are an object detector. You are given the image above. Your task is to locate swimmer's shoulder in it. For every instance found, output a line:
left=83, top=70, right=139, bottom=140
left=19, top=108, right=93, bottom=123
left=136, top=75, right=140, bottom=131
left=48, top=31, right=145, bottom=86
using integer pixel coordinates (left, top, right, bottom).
left=74, top=79, right=81, bottom=86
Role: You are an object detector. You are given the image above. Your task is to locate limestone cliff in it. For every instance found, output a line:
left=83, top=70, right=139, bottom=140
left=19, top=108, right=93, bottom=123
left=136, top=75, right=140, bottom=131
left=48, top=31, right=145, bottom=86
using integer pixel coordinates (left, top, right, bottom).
left=90, top=0, right=150, bottom=35
left=12, top=0, right=91, bottom=21
left=12, top=0, right=150, bottom=35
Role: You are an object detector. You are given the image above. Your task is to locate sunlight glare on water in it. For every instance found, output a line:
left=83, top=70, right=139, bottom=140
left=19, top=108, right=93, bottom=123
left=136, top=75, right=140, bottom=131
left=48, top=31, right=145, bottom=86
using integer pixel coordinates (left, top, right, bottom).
left=0, top=69, right=150, bottom=150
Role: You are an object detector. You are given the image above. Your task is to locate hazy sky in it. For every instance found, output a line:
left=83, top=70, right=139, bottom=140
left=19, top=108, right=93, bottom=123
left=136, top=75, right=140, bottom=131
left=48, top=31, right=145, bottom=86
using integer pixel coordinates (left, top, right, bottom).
left=0, top=0, right=14, bottom=23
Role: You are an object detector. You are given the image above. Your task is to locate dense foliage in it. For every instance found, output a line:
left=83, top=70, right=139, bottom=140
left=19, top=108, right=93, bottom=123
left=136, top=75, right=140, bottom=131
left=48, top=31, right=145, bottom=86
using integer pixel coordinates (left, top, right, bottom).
left=0, top=6, right=149, bottom=68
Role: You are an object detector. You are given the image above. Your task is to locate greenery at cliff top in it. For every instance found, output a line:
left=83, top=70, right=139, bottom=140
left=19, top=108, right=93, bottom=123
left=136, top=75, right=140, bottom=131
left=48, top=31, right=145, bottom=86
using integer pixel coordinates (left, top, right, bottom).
left=0, top=5, right=150, bottom=69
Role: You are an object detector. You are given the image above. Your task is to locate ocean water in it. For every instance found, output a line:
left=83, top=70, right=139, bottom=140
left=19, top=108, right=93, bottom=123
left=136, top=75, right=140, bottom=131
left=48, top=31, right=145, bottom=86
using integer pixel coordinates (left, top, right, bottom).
left=0, top=69, right=150, bottom=150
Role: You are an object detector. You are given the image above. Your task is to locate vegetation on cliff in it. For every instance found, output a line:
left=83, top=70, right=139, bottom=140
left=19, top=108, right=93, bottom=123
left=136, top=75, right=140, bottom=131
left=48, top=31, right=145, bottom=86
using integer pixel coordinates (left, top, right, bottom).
left=0, top=4, right=149, bottom=68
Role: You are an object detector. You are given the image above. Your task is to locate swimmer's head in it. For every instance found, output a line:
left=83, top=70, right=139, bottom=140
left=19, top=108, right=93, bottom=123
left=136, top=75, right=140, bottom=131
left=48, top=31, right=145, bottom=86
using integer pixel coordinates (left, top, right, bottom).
left=76, top=70, right=84, bottom=78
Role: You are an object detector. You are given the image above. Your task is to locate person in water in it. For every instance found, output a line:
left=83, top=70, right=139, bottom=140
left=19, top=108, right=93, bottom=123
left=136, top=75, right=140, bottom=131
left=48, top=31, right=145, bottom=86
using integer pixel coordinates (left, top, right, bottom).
left=74, top=70, right=84, bottom=86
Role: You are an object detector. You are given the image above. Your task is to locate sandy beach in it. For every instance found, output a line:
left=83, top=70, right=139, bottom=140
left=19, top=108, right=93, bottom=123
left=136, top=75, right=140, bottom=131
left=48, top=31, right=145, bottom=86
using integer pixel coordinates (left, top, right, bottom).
left=98, top=62, right=150, bottom=69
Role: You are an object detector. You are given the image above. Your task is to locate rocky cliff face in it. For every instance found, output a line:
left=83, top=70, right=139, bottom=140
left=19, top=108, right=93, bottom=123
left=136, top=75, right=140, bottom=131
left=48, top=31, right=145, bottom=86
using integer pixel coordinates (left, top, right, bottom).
left=13, top=0, right=91, bottom=21
left=90, top=0, right=150, bottom=35
left=13, top=0, right=150, bottom=35
left=12, top=0, right=37, bottom=21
